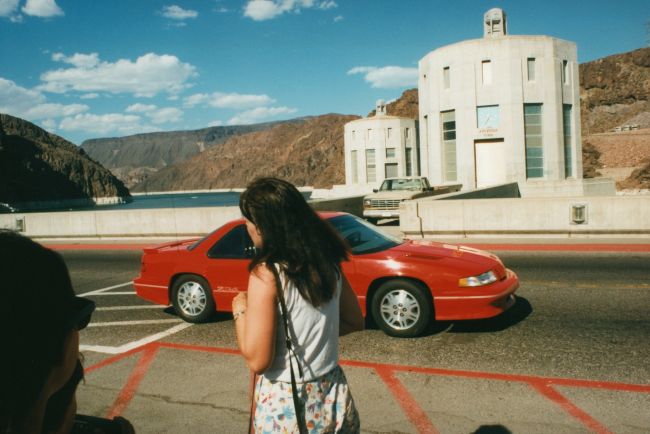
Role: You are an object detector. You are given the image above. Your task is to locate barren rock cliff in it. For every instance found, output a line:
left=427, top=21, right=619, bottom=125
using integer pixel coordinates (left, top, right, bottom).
left=133, top=114, right=359, bottom=192
left=0, top=114, right=130, bottom=208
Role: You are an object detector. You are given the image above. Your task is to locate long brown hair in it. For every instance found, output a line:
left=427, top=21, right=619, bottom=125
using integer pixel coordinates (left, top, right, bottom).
left=239, top=178, right=349, bottom=306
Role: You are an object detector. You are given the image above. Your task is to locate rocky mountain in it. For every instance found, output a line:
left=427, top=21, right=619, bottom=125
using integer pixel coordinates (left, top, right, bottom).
left=580, top=47, right=650, bottom=134
left=133, top=114, right=359, bottom=192
left=0, top=114, right=130, bottom=209
left=367, top=89, right=419, bottom=119
left=81, top=122, right=288, bottom=188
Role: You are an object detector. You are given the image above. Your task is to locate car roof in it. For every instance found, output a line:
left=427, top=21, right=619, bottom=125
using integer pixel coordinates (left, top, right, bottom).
left=231, top=211, right=347, bottom=224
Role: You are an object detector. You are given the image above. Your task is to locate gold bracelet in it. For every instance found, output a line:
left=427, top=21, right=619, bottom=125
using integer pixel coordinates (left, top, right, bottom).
left=233, top=309, right=246, bottom=321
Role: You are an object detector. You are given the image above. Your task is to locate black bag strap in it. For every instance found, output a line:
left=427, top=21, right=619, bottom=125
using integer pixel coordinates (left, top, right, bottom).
left=270, top=264, right=308, bottom=434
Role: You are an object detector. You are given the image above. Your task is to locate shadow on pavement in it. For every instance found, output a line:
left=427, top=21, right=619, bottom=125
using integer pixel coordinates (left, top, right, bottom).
left=472, top=425, right=513, bottom=434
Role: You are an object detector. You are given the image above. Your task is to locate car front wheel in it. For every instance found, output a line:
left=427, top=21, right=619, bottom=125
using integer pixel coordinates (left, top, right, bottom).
left=371, top=279, right=432, bottom=337
left=171, top=275, right=215, bottom=323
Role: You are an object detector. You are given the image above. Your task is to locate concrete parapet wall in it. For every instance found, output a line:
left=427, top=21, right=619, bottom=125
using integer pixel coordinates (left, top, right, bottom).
left=0, top=195, right=364, bottom=239
left=400, top=195, right=650, bottom=238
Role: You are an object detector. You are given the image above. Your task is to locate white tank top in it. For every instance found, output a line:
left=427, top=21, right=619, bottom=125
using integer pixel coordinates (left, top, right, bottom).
left=262, top=266, right=341, bottom=383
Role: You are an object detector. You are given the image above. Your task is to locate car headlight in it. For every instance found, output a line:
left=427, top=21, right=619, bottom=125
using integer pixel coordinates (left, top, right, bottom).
left=458, top=270, right=497, bottom=287
left=363, top=199, right=372, bottom=208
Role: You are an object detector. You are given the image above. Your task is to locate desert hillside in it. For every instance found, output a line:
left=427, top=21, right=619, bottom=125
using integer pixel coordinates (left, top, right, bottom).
left=133, top=114, right=359, bottom=192
left=0, top=114, right=130, bottom=208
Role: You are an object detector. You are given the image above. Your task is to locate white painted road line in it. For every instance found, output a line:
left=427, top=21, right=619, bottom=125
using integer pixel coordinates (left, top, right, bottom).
left=80, top=323, right=193, bottom=354
left=96, top=305, right=164, bottom=311
left=88, top=292, right=136, bottom=296
left=79, top=281, right=133, bottom=296
left=87, top=319, right=183, bottom=327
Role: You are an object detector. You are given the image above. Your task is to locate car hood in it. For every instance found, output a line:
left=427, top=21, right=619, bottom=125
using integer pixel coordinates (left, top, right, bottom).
left=389, top=239, right=502, bottom=268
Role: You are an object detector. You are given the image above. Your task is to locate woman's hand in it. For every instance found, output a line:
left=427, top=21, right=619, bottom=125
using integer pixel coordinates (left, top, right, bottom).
left=232, top=292, right=248, bottom=314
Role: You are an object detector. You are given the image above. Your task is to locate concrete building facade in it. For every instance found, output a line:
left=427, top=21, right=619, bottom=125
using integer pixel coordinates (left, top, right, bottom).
left=344, top=100, right=418, bottom=187
left=418, top=8, right=583, bottom=192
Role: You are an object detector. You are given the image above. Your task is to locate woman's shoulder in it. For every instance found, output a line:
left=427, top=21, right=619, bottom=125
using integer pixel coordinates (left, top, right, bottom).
left=251, top=262, right=276, bottom=284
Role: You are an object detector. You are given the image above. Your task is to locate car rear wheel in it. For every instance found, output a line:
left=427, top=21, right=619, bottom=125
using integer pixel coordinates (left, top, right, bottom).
left=171, top=275, right=215, bottom=323
left=371, top=279, right=432, bottom=337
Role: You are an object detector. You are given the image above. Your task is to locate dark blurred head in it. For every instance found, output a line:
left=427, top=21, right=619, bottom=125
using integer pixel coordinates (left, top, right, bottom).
left=0, top=230, right=85, bottom=430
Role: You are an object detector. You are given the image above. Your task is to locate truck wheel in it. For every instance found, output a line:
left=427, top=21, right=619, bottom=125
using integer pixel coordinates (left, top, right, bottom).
left=371, top=279, right=432, bottom=337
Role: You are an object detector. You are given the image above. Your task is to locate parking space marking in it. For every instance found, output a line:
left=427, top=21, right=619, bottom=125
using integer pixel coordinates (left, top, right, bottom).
left=80, top=323, right=193, bottom=354
left=79, top=282, right=133, bottom=296
left=84, top=342, right=650, bottom=434
left=90, top=292, right=136, bottom=296
left=87, top=319, right=183, bottom=327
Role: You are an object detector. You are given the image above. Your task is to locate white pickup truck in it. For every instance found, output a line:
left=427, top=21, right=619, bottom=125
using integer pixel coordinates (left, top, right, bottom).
left=362, top=177, right=460, bottom=223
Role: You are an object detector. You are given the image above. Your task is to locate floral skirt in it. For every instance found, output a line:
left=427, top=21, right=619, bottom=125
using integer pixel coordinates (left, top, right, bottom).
left=253, top=365, right=360, bottom=433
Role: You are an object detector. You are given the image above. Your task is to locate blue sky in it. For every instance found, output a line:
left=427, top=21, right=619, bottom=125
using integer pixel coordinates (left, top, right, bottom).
left=1, top=0, right=647, bottom=145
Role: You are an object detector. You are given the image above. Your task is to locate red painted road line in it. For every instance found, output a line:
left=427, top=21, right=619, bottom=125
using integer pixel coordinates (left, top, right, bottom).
left=465, top=244, right=650, bottom=252
left=106, top=344, right=159, bottom=419
left=85, top=345, right=148, bottom=374
left=157, top=341, right=240, bottom=355
left=528, top=381, right=614, bottom=434
left=375, top=367, right=439, bottom=434
left=47, top=244, right=152, bottom=250
left=45, top=243, right=650, bottom=252
left=340, top=359, right=650, bottom=393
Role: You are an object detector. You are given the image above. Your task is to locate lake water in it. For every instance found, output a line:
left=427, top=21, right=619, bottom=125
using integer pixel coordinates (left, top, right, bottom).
left=59, top=191, right=312, bottom=212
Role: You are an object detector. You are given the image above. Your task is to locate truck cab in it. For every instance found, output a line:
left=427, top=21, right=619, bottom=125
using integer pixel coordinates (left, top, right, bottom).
left=362, top=177, right=434, bottom=223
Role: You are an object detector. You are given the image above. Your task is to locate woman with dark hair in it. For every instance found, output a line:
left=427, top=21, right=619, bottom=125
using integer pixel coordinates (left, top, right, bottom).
left=233, top=178, right=364, bottom=433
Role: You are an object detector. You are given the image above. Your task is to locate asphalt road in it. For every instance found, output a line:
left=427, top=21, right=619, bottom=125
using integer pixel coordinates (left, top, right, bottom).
left=60, top=248, right=650, bottom=433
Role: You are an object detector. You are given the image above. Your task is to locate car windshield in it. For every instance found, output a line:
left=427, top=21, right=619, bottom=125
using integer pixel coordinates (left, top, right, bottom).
left=379, top=179, right=422, bottom=191
left=328, top=214, right=403, bottom=255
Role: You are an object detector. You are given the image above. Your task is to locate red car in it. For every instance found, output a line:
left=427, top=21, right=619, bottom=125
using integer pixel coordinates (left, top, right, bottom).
left=134, top=212, right=518, bottom=337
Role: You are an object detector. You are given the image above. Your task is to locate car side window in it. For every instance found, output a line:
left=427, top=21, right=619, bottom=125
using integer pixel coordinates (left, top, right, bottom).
left=207, top=224, right=255, bottom=259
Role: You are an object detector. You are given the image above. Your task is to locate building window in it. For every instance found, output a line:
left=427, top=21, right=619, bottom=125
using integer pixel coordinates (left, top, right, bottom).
left=527, top=58, right=535, bottom=81
left=350, top=150, right=358, bottom=183
left=387, top=127, right=392, bottom=139
left=443, top=66, right=450, bottom=89
left=352, top=130, right=356, bottom=140
left=524, top=104, right=544, bottom=178
left=477, top=105, right=499, bottom=129
left=563, top=104, right=573, bottom=178
left=405, top=128, right=410, bottom=139
left=441, top=110, right=457, bottom=181
left=562, top=60, right=569, bottom=84
left=366, top=129, right=372, bottom=142
left=385, top=148, right=396, bottom=159
left=365, top=149, right=376, bottom=182
left=385, top=163, right=398, bottom=178
left=405, top=148, right=413, bottom=176
left=481, top=60, right=492, bottom=85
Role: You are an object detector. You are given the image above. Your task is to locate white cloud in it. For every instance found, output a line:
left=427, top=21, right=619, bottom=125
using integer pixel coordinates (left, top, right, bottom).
left=147, top=107, right=182, bottom=124
left=184, top=91, right=274, bottom=109
left=0, top=0, right=19, bottom=16
left=227, top=106, right=296, bottom=125
left=126, top=103, right=157, bottom=113
left=244, top=0, right=337, bottom=21
left=22, top=0, right=63, bottom=17
left=162, top=5, right=198, bottom=20
left=319, top=1, right=337, bottom=10
left=79, top=93, right=99, bottom=99
left=40, top=118, right=56, bottom=130
left=333, top=14, right=343, bottom=22
left=39, top=52, right=197, bottom=97
left=125, top=104, right=182, bottom=124
left=59, top=113, right=161, bottom=136
left=0, top=77, right=88, bottom=120
left=52, top=52, right=100, bottom=68
left=208, top=119, right=223, bottom=127
left=347, top=65, right=418, bottom=88
left=23, top=103, right=88, bottom=119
